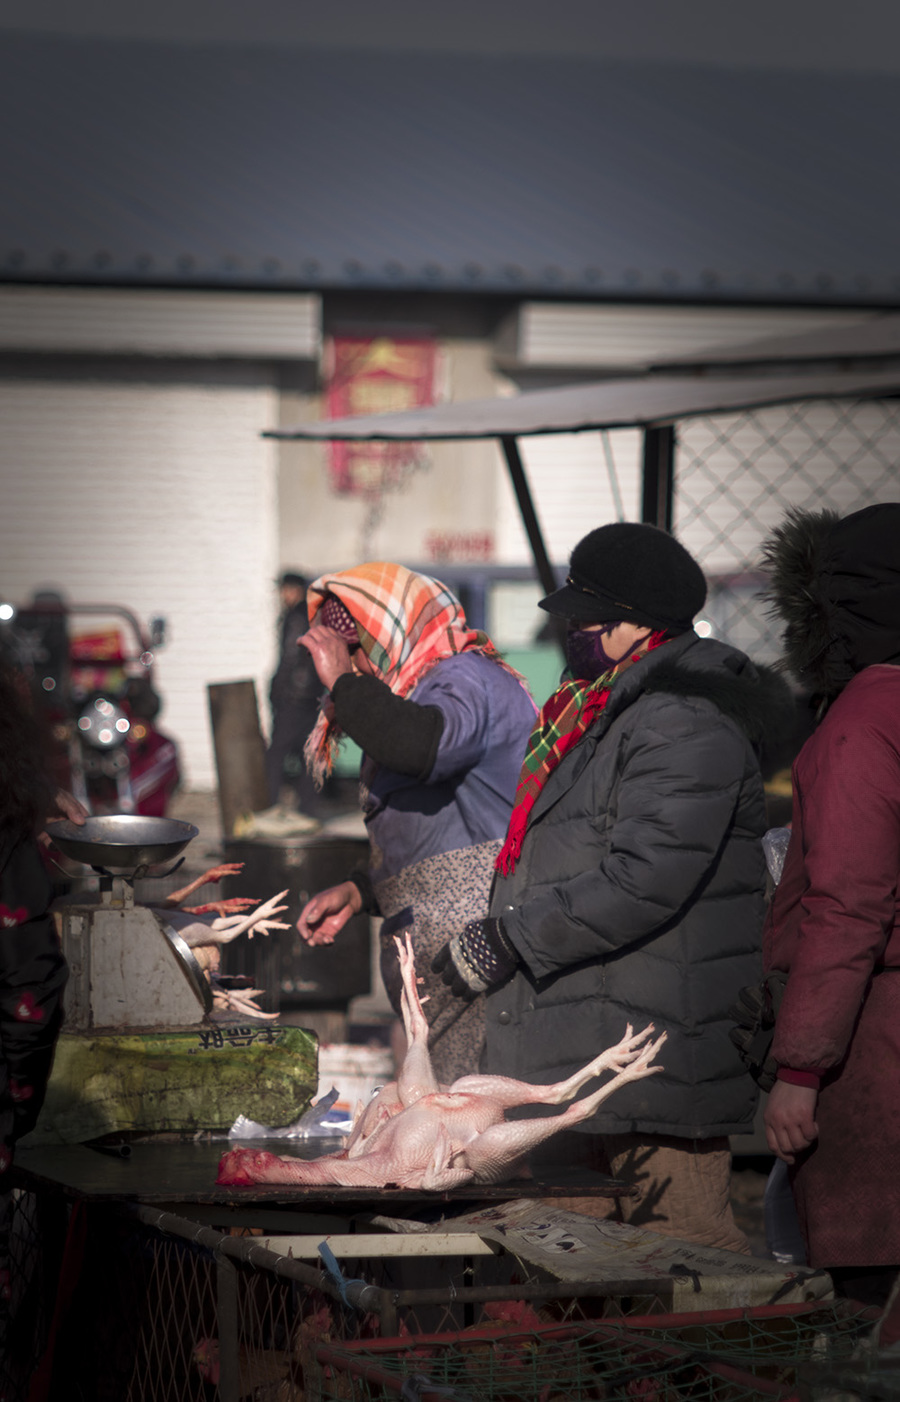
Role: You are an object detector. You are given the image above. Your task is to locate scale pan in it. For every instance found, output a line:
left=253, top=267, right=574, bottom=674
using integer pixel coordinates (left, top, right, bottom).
left=46, top=815, right=199, bottom=871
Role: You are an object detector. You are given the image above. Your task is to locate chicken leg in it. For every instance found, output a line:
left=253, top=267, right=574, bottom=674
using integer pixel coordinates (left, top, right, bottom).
left=343, top=933, right=438, bottom=1157
left=395, top=932, right=441, bottom=1105
left=449, top=1023, right=660, bottom=1107
left=164, top=863, right=249, bottom=906
left=457, top=1028, right=667, bottom=1185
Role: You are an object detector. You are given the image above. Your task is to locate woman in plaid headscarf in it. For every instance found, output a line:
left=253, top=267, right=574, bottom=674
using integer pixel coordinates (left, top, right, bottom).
left=296, top=562, right=536, bottom=1083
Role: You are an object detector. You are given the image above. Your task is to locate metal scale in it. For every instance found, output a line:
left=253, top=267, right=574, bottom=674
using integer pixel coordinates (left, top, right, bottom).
left=29, top=817, right=315, bottom=1148
left=47, top=815, right=213, bottom=1031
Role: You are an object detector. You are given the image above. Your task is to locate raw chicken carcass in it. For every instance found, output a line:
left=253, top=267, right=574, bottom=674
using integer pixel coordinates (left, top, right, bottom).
left=217, top=934, right=665, bottom=1189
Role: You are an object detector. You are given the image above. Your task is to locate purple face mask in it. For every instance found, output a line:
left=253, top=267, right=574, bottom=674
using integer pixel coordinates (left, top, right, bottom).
left=565, top=624, right=621, bottom=680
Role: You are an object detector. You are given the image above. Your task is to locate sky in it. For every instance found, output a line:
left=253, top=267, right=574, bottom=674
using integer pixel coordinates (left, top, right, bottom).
left=2, top=0, right=900, bottom=71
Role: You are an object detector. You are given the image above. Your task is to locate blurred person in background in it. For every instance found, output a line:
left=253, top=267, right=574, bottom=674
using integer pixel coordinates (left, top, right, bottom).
left=0, top=648, right=84, bottom=1341
left=434, top=523, right=791, bottom=1250
left=295, top=562, right=536, bottom=1084
left=266, top=571, right=322, bottom=814
left=761, top=503, right=900, bottom=1333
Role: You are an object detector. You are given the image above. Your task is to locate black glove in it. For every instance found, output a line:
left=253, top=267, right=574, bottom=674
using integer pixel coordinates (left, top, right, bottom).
left=431, top=918, right=519, bottom=999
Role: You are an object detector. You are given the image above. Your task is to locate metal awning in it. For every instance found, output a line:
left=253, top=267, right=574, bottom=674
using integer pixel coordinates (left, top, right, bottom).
left=671, top=313, right=900, bottom=368
left=266, top=366, right=900, bottom=443
left=267, top=365, right=900, bottom=599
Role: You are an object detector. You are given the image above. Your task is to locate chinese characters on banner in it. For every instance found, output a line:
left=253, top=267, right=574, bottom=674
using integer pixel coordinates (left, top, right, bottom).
left=423, top=530, right=495, bottom=564
left=324, top=335, right=438, bottom=496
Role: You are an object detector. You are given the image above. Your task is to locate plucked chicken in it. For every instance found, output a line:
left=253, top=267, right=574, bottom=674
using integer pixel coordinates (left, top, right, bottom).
left=217, top=933, right=665, bottom=1189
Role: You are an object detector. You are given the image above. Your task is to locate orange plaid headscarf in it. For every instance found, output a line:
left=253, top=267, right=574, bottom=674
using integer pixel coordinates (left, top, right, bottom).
left=303, top=562, right=525, bottom=784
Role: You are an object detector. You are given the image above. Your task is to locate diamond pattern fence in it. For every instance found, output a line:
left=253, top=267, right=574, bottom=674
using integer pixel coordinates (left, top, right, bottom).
left=675, top=396, right=900, bottom=666
left=1, top=1189, right=70, bottom=1402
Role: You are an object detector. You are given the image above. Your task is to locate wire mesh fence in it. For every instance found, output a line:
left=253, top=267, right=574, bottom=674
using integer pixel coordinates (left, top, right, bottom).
left=675, top=396, right=900, bottom=663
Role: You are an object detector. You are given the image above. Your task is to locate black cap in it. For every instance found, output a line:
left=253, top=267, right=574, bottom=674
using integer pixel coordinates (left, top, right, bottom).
left=539, top=523, right=707, bottom=631
left=277, top=570, right=308, bottom=589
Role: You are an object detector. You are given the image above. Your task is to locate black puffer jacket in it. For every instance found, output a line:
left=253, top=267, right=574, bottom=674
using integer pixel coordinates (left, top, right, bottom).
left=488, top=631, right=789, bottom=1138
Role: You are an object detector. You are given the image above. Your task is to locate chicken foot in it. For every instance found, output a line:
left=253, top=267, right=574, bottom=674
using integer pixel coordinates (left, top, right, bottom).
left=208, top=890, right=290, bottom=940
left=168, top=891, right=291, bottom=948
left=212, top=986, right=279, bottom=1020
left=184, top=897, right=258, bottom=917
left=164, top=863, right=249, bottom=907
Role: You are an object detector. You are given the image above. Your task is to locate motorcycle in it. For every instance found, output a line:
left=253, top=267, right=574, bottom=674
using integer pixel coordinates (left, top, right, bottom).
left=0, top=591, right=180, bottom=817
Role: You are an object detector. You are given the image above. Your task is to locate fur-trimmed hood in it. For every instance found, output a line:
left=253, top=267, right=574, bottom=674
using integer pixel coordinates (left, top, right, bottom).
left=761, top=504, right=900, bottom=697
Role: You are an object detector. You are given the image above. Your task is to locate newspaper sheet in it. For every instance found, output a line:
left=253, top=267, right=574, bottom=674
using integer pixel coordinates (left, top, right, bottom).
left=424, top=1199, right=832, bottom=1311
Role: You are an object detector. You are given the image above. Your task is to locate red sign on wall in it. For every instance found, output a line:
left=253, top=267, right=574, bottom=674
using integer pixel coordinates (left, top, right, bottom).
left=324, top=335, right=438, bottom=496
left=424, top=531, right=495, bottom=564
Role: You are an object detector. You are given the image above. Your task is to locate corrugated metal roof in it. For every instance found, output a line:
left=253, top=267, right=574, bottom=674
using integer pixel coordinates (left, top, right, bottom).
left=3, top=33, right=900, bottom=302
left=265, top=367, right=900, bottom=440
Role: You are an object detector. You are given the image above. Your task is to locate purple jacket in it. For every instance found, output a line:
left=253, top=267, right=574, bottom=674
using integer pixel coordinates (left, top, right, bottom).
left=363, top=653, right=536, bottom=881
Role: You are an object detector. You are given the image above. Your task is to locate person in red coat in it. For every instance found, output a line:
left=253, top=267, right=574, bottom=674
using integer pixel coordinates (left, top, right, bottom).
left=762, top=502, right=900, bottom=1325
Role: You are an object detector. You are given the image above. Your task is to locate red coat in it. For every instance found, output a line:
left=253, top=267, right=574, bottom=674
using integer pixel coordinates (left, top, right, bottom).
left=764, top=664, right=900, bottom=1266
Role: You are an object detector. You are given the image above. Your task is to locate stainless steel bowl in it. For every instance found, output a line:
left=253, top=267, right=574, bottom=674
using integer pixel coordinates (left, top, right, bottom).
left=45, top=815, right=199, bottom=871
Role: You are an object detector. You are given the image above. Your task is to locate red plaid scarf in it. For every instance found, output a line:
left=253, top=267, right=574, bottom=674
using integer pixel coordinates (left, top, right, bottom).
left=496, top=630, right=669, bottom=875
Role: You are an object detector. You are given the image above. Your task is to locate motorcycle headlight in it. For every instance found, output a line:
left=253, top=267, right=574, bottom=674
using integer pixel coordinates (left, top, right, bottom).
left=77, top=695, right=131, bottom=750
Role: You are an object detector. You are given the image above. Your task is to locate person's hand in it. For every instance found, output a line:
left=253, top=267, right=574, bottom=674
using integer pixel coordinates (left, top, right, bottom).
left=38, top=789, right=89, bottom=847
left=51, top=789, right=89, bottom=825
left=298, top=626, right=356, bottom=690
left=296, top=881, right=362, bottom=945
left=431, top=918, right=519, bottom=1000
left=764, top=1079, right=819, bottom=1163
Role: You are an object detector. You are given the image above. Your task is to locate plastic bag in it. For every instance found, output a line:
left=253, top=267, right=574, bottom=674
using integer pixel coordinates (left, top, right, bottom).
left=228, top=1086, right=351, bottom=1140
left=764, top=1158, right=807, bottom=1265
left=762, top=826, right=792, bottom=887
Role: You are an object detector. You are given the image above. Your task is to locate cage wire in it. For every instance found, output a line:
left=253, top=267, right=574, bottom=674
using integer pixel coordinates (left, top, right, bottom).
left=307, top=1302, right=879, bottom=1402
left=12, top=1197, right=889, bottom=1402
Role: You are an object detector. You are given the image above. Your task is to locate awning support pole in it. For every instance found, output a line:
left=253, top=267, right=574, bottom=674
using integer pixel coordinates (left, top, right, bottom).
left=641, top=425, right=676, bottom=531
left=499, top=435, right=557, bottom=596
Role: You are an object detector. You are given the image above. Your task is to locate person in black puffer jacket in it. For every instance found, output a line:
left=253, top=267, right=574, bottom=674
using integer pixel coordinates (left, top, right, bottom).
left=434, top=523, right=792, bottom=1252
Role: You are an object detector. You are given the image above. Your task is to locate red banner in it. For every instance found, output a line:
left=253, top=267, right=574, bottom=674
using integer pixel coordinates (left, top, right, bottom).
left=324, top=335, right=438, bottom=496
